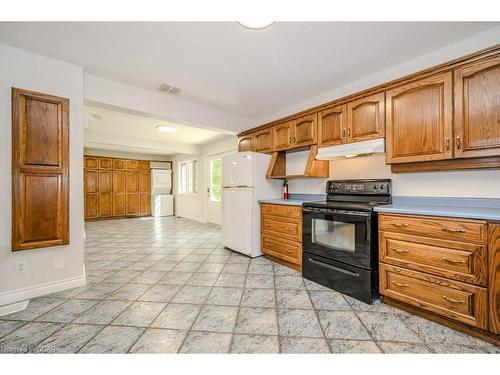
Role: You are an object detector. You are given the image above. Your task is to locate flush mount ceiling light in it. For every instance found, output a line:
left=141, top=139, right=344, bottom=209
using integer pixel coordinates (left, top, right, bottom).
left=237, top=21, right=275, bottom=30
left=156, top=125, right=177, bottom=133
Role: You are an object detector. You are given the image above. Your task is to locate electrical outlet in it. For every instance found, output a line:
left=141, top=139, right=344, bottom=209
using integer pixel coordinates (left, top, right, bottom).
left=15, top=260, right=26, bottom=273
left=53, top=257, right=64, bottom=270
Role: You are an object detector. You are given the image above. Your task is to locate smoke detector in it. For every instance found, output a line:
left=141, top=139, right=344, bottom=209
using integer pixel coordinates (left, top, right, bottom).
left=157, top=82, right=181, bottom=95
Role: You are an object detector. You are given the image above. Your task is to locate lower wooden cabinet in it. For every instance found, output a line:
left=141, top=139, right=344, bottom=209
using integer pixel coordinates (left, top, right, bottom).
left=260, top=203, right=302, bottom=270
left=379, top=213, right=499, bottom=341
left=84, top=155, right=153, bottom=220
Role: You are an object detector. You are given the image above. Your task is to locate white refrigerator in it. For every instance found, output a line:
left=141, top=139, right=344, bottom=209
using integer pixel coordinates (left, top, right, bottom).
left=221, top=152, right=282, bottom=257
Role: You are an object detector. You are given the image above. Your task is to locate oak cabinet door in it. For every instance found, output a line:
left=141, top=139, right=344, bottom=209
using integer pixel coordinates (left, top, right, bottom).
left=254, top=128, right=274, bottom=153
left=138, top=160, right=150, bottom=170
left=293, top=114, right=317, bottom=147
left=99, top=158, right=112, bottom=169
left=140, top=193, right=151, bottom=215
left=238, top=135, right=255, bottom=152
left=138, top=170, right=151, bottom=214
left=318, top=104, right=347, bottom=147
left=126, top=171, right=139, bottom=215
left=85, top=156, right=98, bottom=169
left=347, top=92, right=385, bottom=143
left=98, top=170, right=113, bottom=217
left=273, top=121, right=294, bottom=151
left=454, top=56, right=500, bottom=159
left=112, top=170, right=126, bottom=216
left=126, top=159, right=139, bottom=170
left=12, top=88, right=69, bottom=250
left=84, top=170, right=99, bottom=219
left=385, top=72, right=453, bottom=164
left=112, top=158, right=126, bottom=170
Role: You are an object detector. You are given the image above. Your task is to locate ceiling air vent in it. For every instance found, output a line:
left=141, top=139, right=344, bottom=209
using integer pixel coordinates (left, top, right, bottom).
left=157, top=82, right=181, bottom=95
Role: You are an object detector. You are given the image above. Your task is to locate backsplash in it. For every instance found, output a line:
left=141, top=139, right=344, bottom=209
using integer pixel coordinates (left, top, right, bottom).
left=287, top=154, right=500, bottom=198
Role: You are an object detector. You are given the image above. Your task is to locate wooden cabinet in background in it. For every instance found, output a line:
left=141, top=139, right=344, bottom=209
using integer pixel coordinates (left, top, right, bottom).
left=254, top=128, right=274, bottom=153
left=98, top=170, right=113, bottom=217
left=318, top=104, right=347, bottom=147
left=126, top=170, right=139, bottom=216
left=347, top=92, right=385, bottom=143
left=12, top=88, right=69, bottom=251
left=261, top=203, right=302, bottom=270
left=489, top=224, right=500, bottom=335
left=139, top=169, right=151, bottom=215
left=454, top=56, right=500, bottom=159
left=112, top=170, right=126, bottom=216
left=84, top=155, right=155, bottom=220
left=386, top=72, right=453, bottom=164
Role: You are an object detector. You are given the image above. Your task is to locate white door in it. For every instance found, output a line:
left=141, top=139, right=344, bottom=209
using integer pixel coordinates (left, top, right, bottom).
left=222, top=152, right=254, bottom=187
left=206, top=155, right=222, bottom=225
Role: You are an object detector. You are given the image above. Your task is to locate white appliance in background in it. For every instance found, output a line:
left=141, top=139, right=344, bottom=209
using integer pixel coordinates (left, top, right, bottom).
left=151, top=166, right=174, bottom=217
left=222, top=152, right=282, bottom=257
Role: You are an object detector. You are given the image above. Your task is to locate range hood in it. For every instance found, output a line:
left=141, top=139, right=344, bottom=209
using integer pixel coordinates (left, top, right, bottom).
left=316, top=138, right=385, bottom=160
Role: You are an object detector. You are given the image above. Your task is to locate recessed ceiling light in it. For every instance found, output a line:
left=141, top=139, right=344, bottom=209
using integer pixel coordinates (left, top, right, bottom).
left=237, top=21, right=275, bottom=30
left=156, top=125, right=177, bottom=133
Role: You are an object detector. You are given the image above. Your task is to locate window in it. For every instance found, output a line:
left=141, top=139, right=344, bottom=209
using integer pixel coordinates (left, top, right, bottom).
left=179, top=160, right=197, bottom=194
left=209, top=158, right=222, bottom=202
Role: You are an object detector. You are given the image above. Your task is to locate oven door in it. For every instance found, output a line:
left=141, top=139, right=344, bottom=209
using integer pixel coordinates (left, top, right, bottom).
left=302, top=207, right=372, bottom=269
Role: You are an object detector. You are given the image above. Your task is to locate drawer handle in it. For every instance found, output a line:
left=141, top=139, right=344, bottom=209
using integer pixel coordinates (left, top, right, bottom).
left=392, top=282, right=409, bottom=288
left=392, top=248, right=409, bottom=254
left=442, top=257, right=466, bottom=264
left=441, top=228, right=466, bottom=233
left=266, top=242, right=273, bottom=248
left=392, top=223, right=409, bottom=228
left=442, top=295, right=465, bottom=304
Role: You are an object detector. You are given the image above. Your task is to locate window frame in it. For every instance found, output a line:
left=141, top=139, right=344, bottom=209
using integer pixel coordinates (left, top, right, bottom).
left=178, top=159, right=197, bottom=195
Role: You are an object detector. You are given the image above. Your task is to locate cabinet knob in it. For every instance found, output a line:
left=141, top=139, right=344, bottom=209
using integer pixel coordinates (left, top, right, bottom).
left=456, top=136, right=461, bottom=152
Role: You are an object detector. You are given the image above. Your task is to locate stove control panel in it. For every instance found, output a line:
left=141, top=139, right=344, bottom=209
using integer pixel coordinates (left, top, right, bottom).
left=327, top=180, right=391, bottom=195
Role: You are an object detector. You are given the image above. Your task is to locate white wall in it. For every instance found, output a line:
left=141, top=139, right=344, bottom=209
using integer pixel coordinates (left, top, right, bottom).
left=172, top=136, right=238, bottom=223
left=0, top=44, right=86, bottom=306
left=287, top=154, right=500, bottom=198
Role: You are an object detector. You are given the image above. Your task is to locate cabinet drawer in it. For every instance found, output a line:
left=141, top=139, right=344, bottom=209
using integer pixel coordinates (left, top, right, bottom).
left=262, top=235, right=301, bottom=266
left=261, top=204, right=302, bottom=219
left=379, top=232, right=487, bottom=286
left=262, top=216, right=301, bottom=241
left=379, top=214, right=487, bottom=244
left=380, top=264, right=488, bottom=329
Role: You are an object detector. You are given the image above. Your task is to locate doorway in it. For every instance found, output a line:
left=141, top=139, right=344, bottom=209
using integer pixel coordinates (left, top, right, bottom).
left=206, top=155, right=222, bottom=225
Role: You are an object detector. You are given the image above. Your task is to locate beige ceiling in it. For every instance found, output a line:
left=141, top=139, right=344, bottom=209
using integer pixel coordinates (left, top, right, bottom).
left=84, top=105, right=231, bottom=155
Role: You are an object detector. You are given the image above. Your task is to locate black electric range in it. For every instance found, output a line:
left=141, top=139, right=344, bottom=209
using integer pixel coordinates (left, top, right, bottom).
left=302, top=179, right=392, bottom=304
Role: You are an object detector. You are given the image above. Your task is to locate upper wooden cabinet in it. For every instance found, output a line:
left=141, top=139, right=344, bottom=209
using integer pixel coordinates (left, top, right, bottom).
left=347, top=92, right=385, bottom=143
left=386, top=72, right=453, bottom=164
left=293, top=114, right=317, bottom=148
left=85, top=156, right=99, bottom=169
left=273, top=121, right=294, bottom=151
left=454, top=56, right=500, bottom=159
left=318, top=104, right=347, bottom=147
left=12, top=88, right=69, bottom=251
left=237, top=135, right=254, bottom=152
left=254, top=128, right=274, bottom=153
left=113, top=158, right=126, bottom=170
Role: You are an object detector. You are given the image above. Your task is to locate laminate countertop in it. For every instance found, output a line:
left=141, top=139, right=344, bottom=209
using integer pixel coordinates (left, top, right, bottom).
left=259, top=194, right=326, bottom=207
left=374, top=196, right=500, bottom=221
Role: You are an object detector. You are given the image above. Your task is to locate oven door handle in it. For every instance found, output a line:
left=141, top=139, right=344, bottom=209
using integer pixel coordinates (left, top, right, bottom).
left=303, top=208, right=370, bottom=217
left=307, top=258, right=360, bottom=277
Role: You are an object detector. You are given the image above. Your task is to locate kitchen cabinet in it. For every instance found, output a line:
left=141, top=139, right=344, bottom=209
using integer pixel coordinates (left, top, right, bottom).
left=273, top=121, right=294, bottom=151
left=12, top=88, right=70, bottom=251
left=254, top=128, right=274, bottom=153
left=293, top=114, right=317, bottom=147
left=379, top=213, right=500, bottom=342
left=261, top=203, right=302, bottom=270
left=386, top=72, right=453, bottom=164
left=84, top=155, right=154, bottom=220
left=318, top=104, right=347, bottom=147
left=238, top=134, right=254, bottom=152
left=454, top=55, right=500, bottom=159
left=347, top=92, right=385, bottom=143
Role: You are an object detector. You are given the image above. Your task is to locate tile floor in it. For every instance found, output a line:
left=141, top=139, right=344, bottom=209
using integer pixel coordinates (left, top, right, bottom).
left=0, top=216, right=498, bottom=354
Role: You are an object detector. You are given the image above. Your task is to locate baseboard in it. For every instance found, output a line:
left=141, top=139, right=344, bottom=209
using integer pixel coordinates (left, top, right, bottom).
left=175, top=213, right=206, bottom=223
left=0, top=274, right=87, bottom=308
